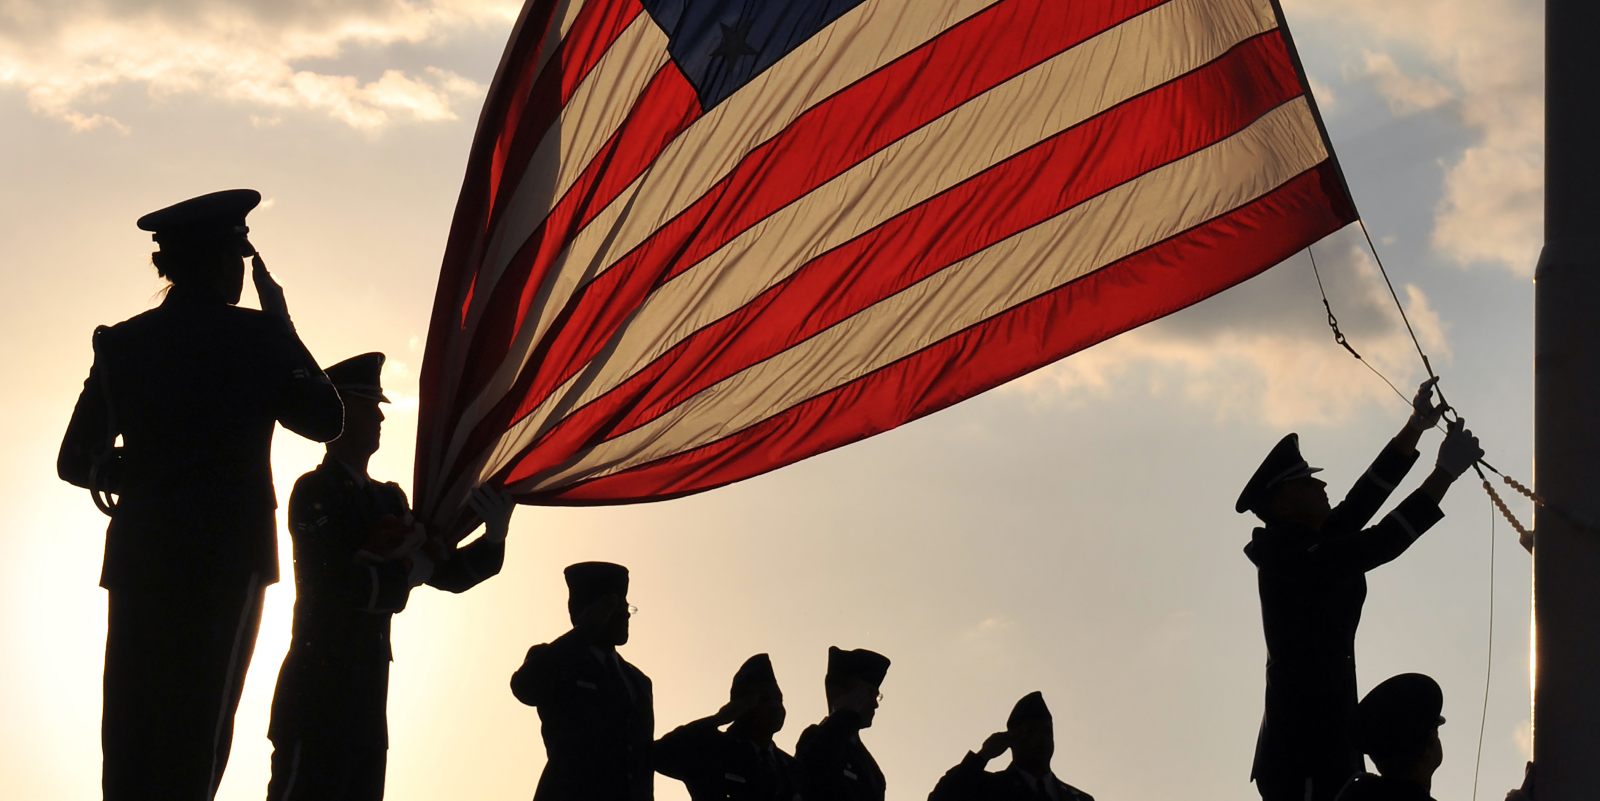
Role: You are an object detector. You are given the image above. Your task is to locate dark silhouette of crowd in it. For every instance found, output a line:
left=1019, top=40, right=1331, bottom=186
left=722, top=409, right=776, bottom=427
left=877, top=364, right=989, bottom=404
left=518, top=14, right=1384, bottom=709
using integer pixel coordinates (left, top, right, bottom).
left=59, top=190, right=1535, bottom=801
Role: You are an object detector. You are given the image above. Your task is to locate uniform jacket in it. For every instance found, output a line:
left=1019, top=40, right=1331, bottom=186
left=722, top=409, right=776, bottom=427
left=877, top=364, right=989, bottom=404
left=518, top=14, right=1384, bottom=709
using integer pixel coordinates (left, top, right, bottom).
left=1243, top=439, right=1445, bottom=782
left=1333, top=773, right=1435, bottom=801
left=268, top=458, right=505, bottom=747
left=58, top=284, right=343, bottom=590
left=512, top=630, right=654, bottom=801
left=655, top=720, right=803, bottom=801
left=927, top=752, right=1093, bottom=801
left=795, top=711, right=884, bottom=801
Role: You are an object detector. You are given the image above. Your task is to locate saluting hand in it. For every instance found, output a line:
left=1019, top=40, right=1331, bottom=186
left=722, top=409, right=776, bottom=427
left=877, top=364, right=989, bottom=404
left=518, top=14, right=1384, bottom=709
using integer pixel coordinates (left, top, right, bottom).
left=251, top=254, right=293, bottom=329
left=975, top=731, right=1012, bottom=761
left=712, top=693, right=761, bottom=726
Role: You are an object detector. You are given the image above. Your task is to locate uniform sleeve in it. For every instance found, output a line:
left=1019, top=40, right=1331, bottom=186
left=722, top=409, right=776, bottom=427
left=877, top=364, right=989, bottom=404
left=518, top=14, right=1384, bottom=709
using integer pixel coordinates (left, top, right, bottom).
left=653, top=719, right=719, bottom=782
left=926, top=752, right=990, bottom=801
left=796, top=712, right=864, bottom=796
left=264, top=323, right=344, bottom=443
left=511, top=640, right=563, bottom=707
left=288, top=473, right=411, bottom=613
left=1324, top=438, right=1421, bottom=536
left=1304, top=490, right=1445, bottom=575
left=59, top=363, right=115, bottom=490
left=58, top=329, right=120, bottom=491
left=425, top=537, right=506, bottom=594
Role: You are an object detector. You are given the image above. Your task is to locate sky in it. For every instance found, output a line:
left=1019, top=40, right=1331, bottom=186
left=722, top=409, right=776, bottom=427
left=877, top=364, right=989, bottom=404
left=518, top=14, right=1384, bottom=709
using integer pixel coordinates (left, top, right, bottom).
left=0, top=1, right=1544, bottom=800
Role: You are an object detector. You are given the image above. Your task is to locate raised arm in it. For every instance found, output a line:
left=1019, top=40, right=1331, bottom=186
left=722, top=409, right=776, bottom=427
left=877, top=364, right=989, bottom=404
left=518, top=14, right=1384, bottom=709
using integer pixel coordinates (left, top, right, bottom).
left=253, top=256, right=343, bottom=442
left=927, top=733, right=1008, bottom=801
left=1308, top=418, right=1482, bottom=574
left=1324, top=379, right=1446, bottom=534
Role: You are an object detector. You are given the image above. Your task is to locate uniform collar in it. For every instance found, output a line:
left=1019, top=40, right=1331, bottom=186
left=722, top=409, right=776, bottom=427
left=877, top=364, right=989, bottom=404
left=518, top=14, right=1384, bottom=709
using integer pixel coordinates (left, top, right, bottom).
left=161, top=282, right=229, bottom=309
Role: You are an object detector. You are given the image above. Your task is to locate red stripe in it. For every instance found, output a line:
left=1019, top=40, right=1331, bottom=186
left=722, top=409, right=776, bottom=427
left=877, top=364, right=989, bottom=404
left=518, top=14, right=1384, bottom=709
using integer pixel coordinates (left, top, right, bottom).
left=521, top=163, right=1356, bottom=503
left=487, top=0, right=645, bottom=230
left=417, top=0, right=566, bottom=497
left=492, top=32, right=1306, bottom=483
left=419, top=0, right=639, bottom=497
left=449, top=65, right=703, bottom=437
left=463, top=0, right=1182, bottom=477
left=425, top=0, right=651, bottom=441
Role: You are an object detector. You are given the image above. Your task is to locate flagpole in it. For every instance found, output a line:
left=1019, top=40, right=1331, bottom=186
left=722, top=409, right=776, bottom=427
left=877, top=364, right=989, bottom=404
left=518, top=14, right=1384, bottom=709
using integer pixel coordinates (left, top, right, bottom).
left=1533, top=2, right=1600, bottom=797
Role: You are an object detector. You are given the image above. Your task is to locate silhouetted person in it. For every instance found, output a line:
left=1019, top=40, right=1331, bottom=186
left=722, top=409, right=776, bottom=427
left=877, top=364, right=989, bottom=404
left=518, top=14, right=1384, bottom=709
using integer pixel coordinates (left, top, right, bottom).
left=655, top=653, right=803, bottom=801
left=928, top=692, right=1093, bottom=801
left=58, top=189, right=343, bottom=800
left=796, top=647, right=890, bottom=801
left=1334, top=673, right=1447, bottom=801
left=512, top=562, right=653, bottom=801
left=265, top=352, right=515, bottom=800
left=1238, top=379, right=1483, bottom=801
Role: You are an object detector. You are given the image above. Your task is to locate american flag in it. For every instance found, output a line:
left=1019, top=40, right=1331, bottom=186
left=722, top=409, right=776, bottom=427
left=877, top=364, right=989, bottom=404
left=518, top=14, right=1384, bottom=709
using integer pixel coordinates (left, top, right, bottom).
left=415, top=0, right=1356, bottom=533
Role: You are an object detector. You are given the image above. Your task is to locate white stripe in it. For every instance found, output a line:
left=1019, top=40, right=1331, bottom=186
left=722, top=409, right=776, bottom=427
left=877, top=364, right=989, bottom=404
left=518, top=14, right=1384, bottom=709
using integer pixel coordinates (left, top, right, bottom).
left=209, top=571, right=262, bottom=797
left=500, top=0, right=1280, bottom=450
left=528, top=99, right=1327, bottom=489
left=428, top=0, right=1009, bottom=507
left=473, top=13, right=671, bottom=315
left=1363, top=467, right=1396, bottom=492
left=530, top=0, right=591, bottom=86
left=1391, top=509, right=1420, bottom=540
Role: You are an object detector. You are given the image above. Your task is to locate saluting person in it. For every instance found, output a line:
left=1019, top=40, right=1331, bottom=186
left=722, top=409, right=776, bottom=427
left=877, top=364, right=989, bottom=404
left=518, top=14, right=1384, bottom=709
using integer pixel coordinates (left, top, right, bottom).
left=928, top=692, right=1093, bottom=801
left=512, top=562, right=654, bottom=801
left=796, top=647, right=890, bottom=801
left=266, top=352, right=514, bottom=800
left=1238, top=378, right=1483, bottom=801
left=655, top=653, right=803, bottom=801
left=57, top=189, right=344, bottom=800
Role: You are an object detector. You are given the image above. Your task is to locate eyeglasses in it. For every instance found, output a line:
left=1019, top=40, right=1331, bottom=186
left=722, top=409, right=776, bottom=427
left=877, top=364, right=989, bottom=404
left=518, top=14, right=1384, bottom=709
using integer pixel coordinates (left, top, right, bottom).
left=875, top=692, right=885, bottom=703
left=625, top=604, right=639, bottom=616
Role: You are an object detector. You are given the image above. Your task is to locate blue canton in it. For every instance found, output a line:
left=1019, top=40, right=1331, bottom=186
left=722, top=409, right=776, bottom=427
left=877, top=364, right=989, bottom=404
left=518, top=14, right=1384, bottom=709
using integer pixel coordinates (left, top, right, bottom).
left=639, top=0, right=872, bottom=110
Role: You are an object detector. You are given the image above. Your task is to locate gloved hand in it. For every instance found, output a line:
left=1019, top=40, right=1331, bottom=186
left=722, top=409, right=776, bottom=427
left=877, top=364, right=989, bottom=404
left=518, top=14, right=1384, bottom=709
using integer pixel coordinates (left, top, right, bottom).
left=405, top=549, right=435, bottom=587
left=468, top=485, right=516, bottom=544
left=1409, top=376, right=1446, bottom=431
left=1436, top=417, right=1484, bottom=478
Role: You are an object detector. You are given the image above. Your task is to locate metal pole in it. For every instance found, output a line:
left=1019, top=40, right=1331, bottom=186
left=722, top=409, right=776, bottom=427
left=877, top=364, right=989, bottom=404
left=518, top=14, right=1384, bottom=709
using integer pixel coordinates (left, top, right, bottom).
left=1534, top=2, right=1600, bottom=797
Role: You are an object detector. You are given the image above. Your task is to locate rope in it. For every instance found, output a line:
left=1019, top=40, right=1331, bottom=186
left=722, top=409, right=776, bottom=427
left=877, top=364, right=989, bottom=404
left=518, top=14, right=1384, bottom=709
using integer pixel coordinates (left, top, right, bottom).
left=1308, top=247, right=1362, bottom=360
left=1471, top=495, right=1495, bottom=801
left=1358, top=221, right=1436, bottom=379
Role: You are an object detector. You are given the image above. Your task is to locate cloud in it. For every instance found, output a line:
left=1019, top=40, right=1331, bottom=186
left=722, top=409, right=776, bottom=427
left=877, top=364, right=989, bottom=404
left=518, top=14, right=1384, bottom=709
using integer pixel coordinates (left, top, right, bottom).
left=1282, top=0, right=1543, bottom=275
left=1005, top=235, right=1449, bottom=428
left=0, top=0, right=519, bottom=130
left=1357, top=51, right=1456, bottom=116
